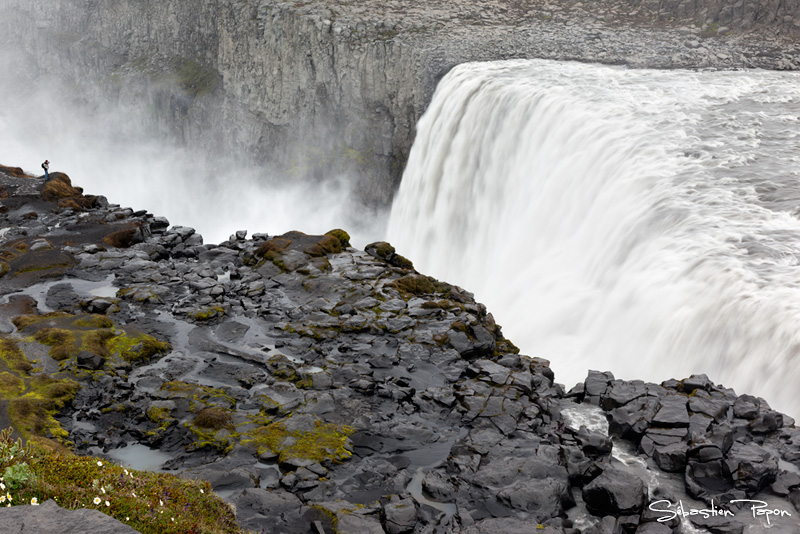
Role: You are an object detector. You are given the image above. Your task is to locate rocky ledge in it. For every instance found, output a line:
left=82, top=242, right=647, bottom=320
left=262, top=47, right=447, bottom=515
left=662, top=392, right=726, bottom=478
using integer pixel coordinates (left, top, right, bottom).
left=2, top=164, right=800, bottom=534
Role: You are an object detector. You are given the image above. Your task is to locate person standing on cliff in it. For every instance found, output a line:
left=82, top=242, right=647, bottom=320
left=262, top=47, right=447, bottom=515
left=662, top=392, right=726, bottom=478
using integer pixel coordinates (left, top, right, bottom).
left=41, top=160, right=50, bottom=181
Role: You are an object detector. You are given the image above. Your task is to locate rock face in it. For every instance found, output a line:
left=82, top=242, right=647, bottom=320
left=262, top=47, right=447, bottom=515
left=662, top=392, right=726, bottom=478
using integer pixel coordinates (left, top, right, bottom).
left=0, top=500, right=139, bottom=534
left=1, top=0, right=798, bottom=205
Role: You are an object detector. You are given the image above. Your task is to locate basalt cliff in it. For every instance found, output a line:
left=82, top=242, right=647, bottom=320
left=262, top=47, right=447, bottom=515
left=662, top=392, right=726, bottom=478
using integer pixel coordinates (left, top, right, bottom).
left=1, top=0, right=799, bottom=204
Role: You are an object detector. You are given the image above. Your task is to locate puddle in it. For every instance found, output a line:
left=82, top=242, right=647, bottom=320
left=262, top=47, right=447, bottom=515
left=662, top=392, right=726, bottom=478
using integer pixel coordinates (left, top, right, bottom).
left=407, top=468, right=458, bottom=517
left=0, top=275, right=118, bottom=313
left=88, top=285, right=117, bottom=298
left=404, top=429, right=464, bottom=524
left=105, top=443, right=173, bottom=471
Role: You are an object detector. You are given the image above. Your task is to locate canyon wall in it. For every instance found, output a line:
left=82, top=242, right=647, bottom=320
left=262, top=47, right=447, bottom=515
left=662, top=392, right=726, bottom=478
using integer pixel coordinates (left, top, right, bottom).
left=1, top=0, right=798, bottom=204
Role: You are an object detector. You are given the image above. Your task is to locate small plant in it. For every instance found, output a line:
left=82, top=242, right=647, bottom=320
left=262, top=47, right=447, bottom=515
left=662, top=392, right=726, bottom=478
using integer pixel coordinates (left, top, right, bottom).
left=0, top=428, right=35, bottom=491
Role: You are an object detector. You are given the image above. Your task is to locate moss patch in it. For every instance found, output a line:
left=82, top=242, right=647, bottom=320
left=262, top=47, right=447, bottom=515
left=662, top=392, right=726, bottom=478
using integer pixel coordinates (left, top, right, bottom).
left=174, top=58, right=219, bottom=98
left=0, top=164, right=30, bottom=178
left=33, top=328, right=76, bottom=361
left=8, top=376, right=80, bottom=440
left=389, top=275, right=451, bottom=298
left=0, top=429, right=246, bottom=534
left=0, top=338, right=33, bottom=374
left=324, top=229, right=351, bottom=248
left=243, top=417, right=355, bottom=464
left=16, top=312, right=171, bottom=368
left=189, top=306, right=225, bottom=322
left=102, top=227, right=141, bottom=249
left=41, top=173, right=82, bottom=201
left=0, top=372, right=24, bottom=396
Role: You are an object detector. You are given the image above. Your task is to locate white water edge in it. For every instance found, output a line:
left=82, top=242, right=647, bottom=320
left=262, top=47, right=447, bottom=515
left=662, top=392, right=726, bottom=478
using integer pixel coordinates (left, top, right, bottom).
left=387, top=59, right=800, bottom=418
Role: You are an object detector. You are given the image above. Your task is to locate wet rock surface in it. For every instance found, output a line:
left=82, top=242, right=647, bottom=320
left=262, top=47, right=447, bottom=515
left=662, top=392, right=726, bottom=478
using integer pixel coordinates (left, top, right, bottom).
left=3, top=168, right=800, bottom=533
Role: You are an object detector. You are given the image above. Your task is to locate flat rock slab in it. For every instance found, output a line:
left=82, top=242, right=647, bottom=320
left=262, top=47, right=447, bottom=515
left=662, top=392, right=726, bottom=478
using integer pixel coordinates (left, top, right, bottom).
left=0, top=500, right=141, bottom=534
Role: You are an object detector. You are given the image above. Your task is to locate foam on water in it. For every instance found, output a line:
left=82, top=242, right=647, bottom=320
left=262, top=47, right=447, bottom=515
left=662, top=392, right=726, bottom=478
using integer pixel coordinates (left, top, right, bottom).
left=387, top=60, right=800, bottom=417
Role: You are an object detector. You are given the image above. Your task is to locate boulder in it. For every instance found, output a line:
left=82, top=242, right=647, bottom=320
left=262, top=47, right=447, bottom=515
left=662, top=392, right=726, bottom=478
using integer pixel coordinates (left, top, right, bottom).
left=0, top=500, right=139, bottom=534
left=582, top=465, right=646, bottom=515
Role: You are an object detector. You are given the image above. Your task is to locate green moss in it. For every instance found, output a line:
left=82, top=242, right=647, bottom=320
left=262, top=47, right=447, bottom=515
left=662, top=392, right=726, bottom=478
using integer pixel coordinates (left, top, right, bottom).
left=392, top=254, right=414, bottom=269
left=0, top=338, right=33, bottom=374
left=190, top=306, right=225, bottom=322
left=8, top=375, right=80, bottom=440
left=18, top=313, right=171, bottom=366
left=324, top=229, right=351, bottom=248
left=107, top=332, right=171, bottom=363
left=15, top=262, right=73, bottom=275
left=0, top=371, right=24, bottom=396
left=174, top=58, right=219, bottom=98
left=73, top=315, right=114, bottom=329
left=1, top=432, right=247, bottom=534
left=421, top=300, right=456, bottom=310
left=0, top=261, right=9, bottom=277
left=451, top=321, right=468, bottom=333
left=389, top=275, right=451, bottom=298
left=12, top=312, right=71, bottom=331
left=147, top=406, right=173, bottom=427
left=193, top=407, right=233, bottom=431
left=304, top=235, right=343, bottom=257
left=243, top=417, right=355, bottom=464
left=100, top=403, right=127, bottom=414
left=33, top=328, right=76, bottom=361
left=160, top=381, right=235, bottom=408
left=81, top=329, right=115, bottom=358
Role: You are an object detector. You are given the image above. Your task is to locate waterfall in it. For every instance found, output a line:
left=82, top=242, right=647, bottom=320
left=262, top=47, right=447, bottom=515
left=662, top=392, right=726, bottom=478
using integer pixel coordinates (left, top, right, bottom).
left=387, top=59, right=800, bottom=417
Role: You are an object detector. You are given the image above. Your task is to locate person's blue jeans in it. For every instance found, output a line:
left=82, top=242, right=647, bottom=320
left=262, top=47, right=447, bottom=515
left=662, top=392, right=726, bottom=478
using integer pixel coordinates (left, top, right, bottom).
left=44, top=169, right=49, bottom=181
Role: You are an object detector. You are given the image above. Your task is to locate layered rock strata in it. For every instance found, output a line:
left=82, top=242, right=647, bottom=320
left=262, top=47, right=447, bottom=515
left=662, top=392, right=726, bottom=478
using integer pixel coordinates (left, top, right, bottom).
left=1, top=0, right=799, bottom=204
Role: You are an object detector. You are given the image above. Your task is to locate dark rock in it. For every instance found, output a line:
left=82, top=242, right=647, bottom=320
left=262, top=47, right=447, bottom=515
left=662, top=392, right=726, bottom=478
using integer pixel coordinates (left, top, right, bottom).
left=688, top=513, right=744, bottom=534
left=0, top=500, right=139, bottom=533
left=582, top=465, right=646, bottom=515
left=653, top=442, right=688, bottom=472
left=635, top=523, right=672, bottom=534
left=602, top=380, right=648, bottom=409
left=76, top=350, right=105, bottom=370
left=686, top=444, right=732, bottom=500
left=749, top=411, right=783, bottom=433
left=680, top=374, right=713, bottom=393
left=497, top=477, right=569, bottom=519
left=608, top=396, right=660, bottom=439
left=723, top=442, right=778, bottom=494
left=771, top=471, right=800, bottom=496
left=575, top=426, right=613, bottom=458
left=733, top=395, right=761, bottom=420
left=652, top=396, right=690, bottom=428
left=383, top=497, right=417, bottom=534
left=463, top=517, right=554, bottom=534
left=584, top=370, right=615, bottom=404
left=230, top=488, right=306, bottom=532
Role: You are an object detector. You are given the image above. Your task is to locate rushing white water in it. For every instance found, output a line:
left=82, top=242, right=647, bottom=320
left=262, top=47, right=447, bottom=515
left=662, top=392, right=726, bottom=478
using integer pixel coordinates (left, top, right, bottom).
left=387, top=60, right=800, bottom=417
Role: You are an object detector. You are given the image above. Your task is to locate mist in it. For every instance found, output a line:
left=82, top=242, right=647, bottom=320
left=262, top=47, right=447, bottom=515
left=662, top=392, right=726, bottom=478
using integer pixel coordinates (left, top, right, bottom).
left=0, top=46, right=386, bottom=247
